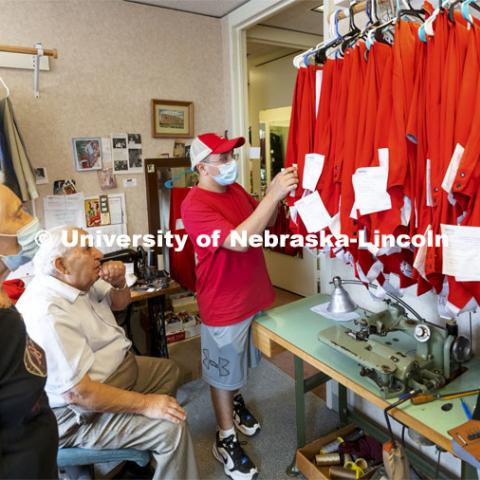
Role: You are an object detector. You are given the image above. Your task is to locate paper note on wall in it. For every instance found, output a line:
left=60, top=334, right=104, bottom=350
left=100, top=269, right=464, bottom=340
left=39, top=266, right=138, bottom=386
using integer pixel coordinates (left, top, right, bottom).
left=441, top=224, right=480, bottom=281
left=87, top=224, right=127, bottom=254
left=44, top=193, right=86, bottom=229
left=302, top=153, right=325, bottom=192
left=352, top=166, right=391, bottom=215
left=294, top=191, right=332, bottom=233
left=109, top=195, right=124, bottom=225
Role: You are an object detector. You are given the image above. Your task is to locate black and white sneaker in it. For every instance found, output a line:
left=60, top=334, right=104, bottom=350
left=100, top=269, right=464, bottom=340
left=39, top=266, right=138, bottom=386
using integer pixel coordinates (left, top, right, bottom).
left=233, top=394, right=261, bottom=437
left=213, top=433, right=258, bottom=480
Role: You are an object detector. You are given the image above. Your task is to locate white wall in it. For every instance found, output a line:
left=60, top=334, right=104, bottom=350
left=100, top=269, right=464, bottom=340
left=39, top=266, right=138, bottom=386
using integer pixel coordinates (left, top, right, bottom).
left=0, top=0, right=228, bottom=235
left=248, top=52, right=298, bottom=147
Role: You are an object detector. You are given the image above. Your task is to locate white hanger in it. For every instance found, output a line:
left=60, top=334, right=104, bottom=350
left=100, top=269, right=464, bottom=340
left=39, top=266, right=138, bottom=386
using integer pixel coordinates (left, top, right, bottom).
left=0, top=76, right=10, bottom=100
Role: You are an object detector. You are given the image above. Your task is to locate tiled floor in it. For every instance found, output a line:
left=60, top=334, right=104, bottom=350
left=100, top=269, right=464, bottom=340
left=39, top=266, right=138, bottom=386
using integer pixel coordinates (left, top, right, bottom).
left=266, top=287, right=326, bottom=400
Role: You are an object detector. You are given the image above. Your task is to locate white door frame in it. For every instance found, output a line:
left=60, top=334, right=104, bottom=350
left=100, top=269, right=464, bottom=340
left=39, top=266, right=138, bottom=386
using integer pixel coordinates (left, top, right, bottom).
left=223, top=0, right=297, bottom=187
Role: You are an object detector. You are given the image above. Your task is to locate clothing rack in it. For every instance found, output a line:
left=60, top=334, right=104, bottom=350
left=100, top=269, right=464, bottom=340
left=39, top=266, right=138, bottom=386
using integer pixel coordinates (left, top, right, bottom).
left=0, top=44, right=58, bottom=58
left=335, top=0, right=391, bottom=20
left=337, top=0, right=370, bottom=19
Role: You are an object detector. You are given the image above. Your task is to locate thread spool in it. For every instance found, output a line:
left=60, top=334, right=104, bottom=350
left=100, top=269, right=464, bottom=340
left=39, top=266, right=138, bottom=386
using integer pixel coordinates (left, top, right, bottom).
left=329, top=466, right=358, bottom=480
left=315, top=453, right=342, bottom=466
left=344, top=458, right=367, bottom=479
left=344, top=428, right=365, bottom=443
left=319, top=436, right=345, bottom=454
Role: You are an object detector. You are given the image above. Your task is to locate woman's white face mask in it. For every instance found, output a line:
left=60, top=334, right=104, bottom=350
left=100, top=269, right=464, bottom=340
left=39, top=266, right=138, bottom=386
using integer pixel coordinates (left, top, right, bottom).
left=0, top=217, right=41, bottom=271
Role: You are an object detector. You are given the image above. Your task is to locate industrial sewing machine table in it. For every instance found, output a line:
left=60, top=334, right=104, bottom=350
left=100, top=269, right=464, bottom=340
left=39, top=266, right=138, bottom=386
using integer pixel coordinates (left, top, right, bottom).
left=252, top=293, right=480, bottom=479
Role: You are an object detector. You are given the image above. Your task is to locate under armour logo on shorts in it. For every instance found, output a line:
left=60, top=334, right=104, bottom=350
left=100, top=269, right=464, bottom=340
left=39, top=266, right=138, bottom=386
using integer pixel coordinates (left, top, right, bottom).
left=202, top=349, right=230, bottom=377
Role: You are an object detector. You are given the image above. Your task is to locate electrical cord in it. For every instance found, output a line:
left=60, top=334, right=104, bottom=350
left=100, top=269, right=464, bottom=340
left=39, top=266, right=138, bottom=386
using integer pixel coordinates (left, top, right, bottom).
left=434, top=447, right=442, bottom=479
left=384, top=389, right=420, bottom=445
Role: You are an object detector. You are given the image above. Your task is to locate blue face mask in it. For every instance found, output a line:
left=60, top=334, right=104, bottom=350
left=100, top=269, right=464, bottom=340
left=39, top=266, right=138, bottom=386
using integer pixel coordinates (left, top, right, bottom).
left=1, top=217, right=41, bottom=271
left=212, top=160, right=238, bottom=186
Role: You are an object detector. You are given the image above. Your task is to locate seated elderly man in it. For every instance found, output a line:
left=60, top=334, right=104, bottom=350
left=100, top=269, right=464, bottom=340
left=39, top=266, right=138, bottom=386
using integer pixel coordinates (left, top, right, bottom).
left=17, top=226, right=198, bottom=479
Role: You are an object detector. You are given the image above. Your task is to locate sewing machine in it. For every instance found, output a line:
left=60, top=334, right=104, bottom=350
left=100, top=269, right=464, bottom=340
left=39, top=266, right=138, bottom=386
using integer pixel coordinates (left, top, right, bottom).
left=318, top=278, right=472, bottom=399
left=101, top=246, right=170, bottom=288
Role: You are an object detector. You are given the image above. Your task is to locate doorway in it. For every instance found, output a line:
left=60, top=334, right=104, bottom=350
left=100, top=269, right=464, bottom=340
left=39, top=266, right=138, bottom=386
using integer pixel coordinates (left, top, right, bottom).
left=241, top=1, right=324, bottom=296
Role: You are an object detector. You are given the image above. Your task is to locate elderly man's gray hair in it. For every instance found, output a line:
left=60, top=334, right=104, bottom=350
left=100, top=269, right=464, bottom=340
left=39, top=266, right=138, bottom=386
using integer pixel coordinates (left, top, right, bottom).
left=33, top=225, right=75, bottom=276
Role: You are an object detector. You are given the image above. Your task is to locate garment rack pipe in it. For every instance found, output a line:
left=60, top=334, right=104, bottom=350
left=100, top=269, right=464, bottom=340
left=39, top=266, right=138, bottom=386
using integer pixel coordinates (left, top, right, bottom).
left=0, top=44, right=58, bottom=58
left=336, top=0, right=389, bottom=20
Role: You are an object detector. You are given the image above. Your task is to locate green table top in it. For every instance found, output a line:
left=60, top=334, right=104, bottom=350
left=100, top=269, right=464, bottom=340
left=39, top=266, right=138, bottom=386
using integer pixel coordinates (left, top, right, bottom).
left=256, top=293, right=480, bottom=447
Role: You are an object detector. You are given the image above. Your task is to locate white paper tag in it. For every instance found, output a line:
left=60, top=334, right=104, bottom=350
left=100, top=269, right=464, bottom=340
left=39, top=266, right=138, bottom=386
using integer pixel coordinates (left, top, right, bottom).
left=426, top=158, right=433, bottom=207
left=329, top=213, right=341, bottom=237
left=441, top=223, right=480, bottom=280
left=315, top=69, right=323, bottom=117
left=442, top=143, right=464, bottom=194
left=302, top=153, right=325, bottom=192
left=175, top=218, right=185, bottom=230
left=352, top=166, right=391, bottom=215
left=289, top=206, right=298, bottom=225
left=295, top=191, right=332, bottom=233
left=413, top=225, right=431, bottom=280
left=378, top=148, right=389, bottom=175
left=401, top=196, right=412, bottom=226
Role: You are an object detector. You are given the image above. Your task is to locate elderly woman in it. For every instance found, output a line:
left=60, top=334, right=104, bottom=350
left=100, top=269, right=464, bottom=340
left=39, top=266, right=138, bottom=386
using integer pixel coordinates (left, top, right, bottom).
left=0, top=184, right=58, bottom=478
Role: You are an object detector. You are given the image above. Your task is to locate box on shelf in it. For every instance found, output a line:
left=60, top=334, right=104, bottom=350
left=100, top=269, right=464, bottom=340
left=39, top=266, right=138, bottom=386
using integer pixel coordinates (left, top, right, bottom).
left=171, top=295, right=198, bottom=314
left=166, top=330, right=186, bottom=344
left=296, top=424, right=360, bottom=480
left=163, top=310, right=201, bottom=345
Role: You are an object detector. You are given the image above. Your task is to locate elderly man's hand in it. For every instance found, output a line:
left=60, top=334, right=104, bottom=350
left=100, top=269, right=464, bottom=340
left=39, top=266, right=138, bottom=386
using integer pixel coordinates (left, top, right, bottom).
left=143, top=394, right=187, bottom=423
left=99, top=261, right=127, bottom=288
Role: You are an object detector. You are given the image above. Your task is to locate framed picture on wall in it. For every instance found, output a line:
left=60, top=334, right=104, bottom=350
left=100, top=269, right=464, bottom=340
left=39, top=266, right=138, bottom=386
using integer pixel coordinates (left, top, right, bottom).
left=151, top=99, right=194, bottom=138
left=72, top=137, right=103, bottom=171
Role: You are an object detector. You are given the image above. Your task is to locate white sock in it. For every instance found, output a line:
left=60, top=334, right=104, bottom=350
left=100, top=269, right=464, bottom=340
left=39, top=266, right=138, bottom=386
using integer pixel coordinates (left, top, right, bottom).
left=219, top=427, right=236, bottom=440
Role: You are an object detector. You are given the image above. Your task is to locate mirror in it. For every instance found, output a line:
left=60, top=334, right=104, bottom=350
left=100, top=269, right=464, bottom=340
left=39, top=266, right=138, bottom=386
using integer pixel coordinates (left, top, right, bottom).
left=257, top=107, right=291, bottom=198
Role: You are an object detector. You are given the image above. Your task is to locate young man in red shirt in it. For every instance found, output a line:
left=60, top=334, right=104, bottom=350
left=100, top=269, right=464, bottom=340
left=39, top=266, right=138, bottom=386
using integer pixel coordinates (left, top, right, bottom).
left=182, top=132, right=298, bottom=480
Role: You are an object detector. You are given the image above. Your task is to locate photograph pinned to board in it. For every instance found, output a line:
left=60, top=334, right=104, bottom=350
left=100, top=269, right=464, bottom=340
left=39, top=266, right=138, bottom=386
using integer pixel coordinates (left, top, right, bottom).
left=128, top=148, right=143, bottom=171
left=53, top=179, right=77, bottom=195
left=98, top=168, right=117, bottom=190
left=84, top=193, right=125, bottom=228
left=85, top=197, right=102, bottom=227
left=128, top=133, right=143, bottom=172
left=73, top=137, right=103, bottom=171
left=34, top=167, right=48, bottom=185
left=112, top=133, right=143, bottom=174
left=128, top=133, right=142, bottom=148
left=112, top=133, right=129, bottom=174
left=173, top=141, right=186, bottom=158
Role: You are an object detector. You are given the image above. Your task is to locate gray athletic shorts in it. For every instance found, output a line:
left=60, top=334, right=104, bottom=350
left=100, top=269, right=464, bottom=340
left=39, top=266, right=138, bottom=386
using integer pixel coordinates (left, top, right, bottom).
left=201, top=313, right=262, bottom=391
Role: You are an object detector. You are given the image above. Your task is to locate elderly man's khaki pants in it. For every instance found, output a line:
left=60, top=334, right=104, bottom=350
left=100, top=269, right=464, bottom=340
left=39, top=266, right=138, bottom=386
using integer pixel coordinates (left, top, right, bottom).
left=54, top=353, right=199, bottom=479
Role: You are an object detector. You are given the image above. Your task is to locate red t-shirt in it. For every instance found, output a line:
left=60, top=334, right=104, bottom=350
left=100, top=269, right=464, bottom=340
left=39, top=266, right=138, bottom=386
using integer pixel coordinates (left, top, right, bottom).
left=181, top=183, right=275, bottom=327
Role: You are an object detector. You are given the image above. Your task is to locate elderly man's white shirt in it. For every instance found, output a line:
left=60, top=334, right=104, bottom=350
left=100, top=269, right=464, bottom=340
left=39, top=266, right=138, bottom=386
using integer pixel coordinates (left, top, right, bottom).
left=16, top=275, right=131, bottom=407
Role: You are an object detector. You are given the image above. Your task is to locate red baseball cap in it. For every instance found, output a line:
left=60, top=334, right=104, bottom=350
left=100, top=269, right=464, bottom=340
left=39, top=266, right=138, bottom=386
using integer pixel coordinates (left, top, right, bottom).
left=190, top=132, right=245, bottom=168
